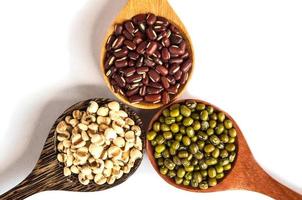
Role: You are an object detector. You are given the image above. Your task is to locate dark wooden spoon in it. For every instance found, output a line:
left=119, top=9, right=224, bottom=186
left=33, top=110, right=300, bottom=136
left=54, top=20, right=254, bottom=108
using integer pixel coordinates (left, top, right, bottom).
left=0, top=98, right=145, bottom=200
left=146, top=99, right=302, bottom=200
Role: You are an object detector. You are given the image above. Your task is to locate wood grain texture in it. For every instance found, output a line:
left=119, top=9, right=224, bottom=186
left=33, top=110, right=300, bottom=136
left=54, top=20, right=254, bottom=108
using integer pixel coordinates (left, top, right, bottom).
left=100, top=0, right=195, bottom=110
left=146, top=99, right=302, bottom=200
left=0, top=98, right=145, bottom=200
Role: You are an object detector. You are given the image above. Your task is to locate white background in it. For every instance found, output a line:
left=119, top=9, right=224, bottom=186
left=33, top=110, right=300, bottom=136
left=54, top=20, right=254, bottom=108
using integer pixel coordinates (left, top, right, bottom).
left=0, top=0, right=301, bottom=199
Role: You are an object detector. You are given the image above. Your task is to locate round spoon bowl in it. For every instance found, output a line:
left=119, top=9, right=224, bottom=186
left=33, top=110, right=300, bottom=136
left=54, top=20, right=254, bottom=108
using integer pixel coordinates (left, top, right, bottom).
left=146, top=99, right=302, bottom=200
left=0, top=98, right=145, bottom=200
left=100, top=0, right=195, bottom=109
left=53, top=98, right=145, bottom=190
left=146, top=99, right=238, bottom=192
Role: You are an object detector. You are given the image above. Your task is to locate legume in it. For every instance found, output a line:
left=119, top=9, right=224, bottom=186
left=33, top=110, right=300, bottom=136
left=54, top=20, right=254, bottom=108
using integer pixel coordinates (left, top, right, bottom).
left=104, top=13, right=192, bottom=105
left=148, top=100, right=238, bottom=189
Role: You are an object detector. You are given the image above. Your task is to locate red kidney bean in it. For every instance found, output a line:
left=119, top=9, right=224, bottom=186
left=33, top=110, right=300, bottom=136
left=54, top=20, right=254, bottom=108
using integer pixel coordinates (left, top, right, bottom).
left=142, top=75, right=149, bottom=85
left=162, top=91, right=170, bottom=104
left=169, top=45, right=183, bottom=55
left=135, top=57, right=144, bottom=68
left=129, top=95, right=144, bottom=103
left=153, top=50, right=161, bottom=58
left=181, top=51, right=189, bottom=59
left=153, top=58, right=162, bottom=66
left=147, top=87, right=163, bottom=95
left=144, top=58, right=155, bottom=67
left=169, top=64, right=180, bottom=75
left=148, top=82, right=163, bottom=89
left=145, top=94, right=162, bottom=103
left=157, top=31, right=166, bottom=41
left=169, top=24, right=180, bottom=34
left=179, top=41, right=186, bottom=52
left=148, top=69, right=160, bottom=82
left=169, top=58, right=183, bottom=64
left=104, top=13, right=192, bottom=105
left=146, top=13, right=156, bottom=25
left=137, top=41, right=147, bottom=54
left=136, top=66, right=149, bottom=74
left=146, top=27, right=157, bottom=40
left=112, top=73, right=118, bottom=79
left=106, top=35, right=116, bottom=50
left=167, top=85, right=178, bottom=94
left=135, top=31, right=144, bottom=38
left=167, top=76, right=176, bottom=85
left=162, top=37, right=170, bottom=47
left=146, top=41, right=158, bottom=55
left=116, top=76, right=126, bottom=87
left=110, top=79, right=117, bottom=86
left=170, top=34, right=183, bottom=45
left=104, top=55, right=115, bottom=69
left=113, top=48, right=128, bottom=58
left=126, top=87, right=139, bottom=97
left=133, top=36, right=143, bottom=44
left=114, top=24, right=123, bottom=36
left=152, top=50, right=161, bottom=58
left=106, top=67, right=117, bottom=77
left=174, top=70, right=183, bottom=81
left=138, top=22, right=146, bottom=32
left=128, top=60, right=135, bottom=67
left=180, top=72, right=189, bottom=85
left=115, top=58, right=128, bottom=68
left=156, top=16, right=169, bottom=26
left=155, top=65, right=168, bottom=76
left=132, top=14, right=146, bottom=24
left=161, top=77, right=170, bottom=89
left=157, top=42, right=163, bottom=50
left=126, top=74, right=143, bottom=83
left=124, top=40, right=136, bottom=50
left=154, top=25, right=166, bottom=32
left=139, top=85, right=147, bottom=96
left=122, top=30, right=133, bottom=40
left=161, top=47, right=170, bottom=60
left=112, top=36, right=125, bottom=49
left=124, top=67, right=136, bottom=77
left=113, top=85, right=120, bottom=94
left=181, top=59, right=192, bottom=73
left=129, top=52, right=139, bottom=60
left=127, top=82, right=142, bottom=90
left=170, top=53, right=179, bottom=58
left=124, top=21, right=135, bottom=33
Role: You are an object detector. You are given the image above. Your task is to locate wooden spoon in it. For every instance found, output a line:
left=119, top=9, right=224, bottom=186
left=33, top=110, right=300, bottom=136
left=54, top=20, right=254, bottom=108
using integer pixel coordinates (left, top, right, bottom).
left=100, top=0, right=195, bottom=110
left=146, top=99, right=302, bottom=200
left=0, top=98, right=145, bottom=200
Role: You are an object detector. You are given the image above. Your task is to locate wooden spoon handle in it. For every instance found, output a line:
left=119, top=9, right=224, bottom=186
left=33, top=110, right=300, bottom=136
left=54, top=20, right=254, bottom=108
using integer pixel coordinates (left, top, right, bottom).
left=0, top=137, right=63, bottom=199
left=124, top=0, right=171, bottom=16
left=237, top=161, right=302, bottom=200
left=0, top=172, right=50, bottom=200
left=254, top=168, right=301, bottom=200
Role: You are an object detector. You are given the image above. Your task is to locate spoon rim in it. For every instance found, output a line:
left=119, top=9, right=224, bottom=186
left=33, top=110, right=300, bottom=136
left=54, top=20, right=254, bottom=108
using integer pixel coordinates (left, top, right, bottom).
left=100, top=11, right=195, bottom=110
left=52, top=98, right=145, bottom=191
left=146, top=98, right=239, bottom=193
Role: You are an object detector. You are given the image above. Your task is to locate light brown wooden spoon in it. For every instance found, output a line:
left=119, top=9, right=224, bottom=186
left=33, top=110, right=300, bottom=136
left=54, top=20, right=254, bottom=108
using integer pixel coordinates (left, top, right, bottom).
left=146, top=99, right=302, bottom=200
left=100, top=0, right=195, bottom=110
left=0, top=98, right=145, bottom=200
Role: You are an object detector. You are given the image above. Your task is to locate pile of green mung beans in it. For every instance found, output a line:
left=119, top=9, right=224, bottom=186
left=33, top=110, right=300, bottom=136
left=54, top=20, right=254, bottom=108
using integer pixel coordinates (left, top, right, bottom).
left=147, top=100, right=237, bottom=189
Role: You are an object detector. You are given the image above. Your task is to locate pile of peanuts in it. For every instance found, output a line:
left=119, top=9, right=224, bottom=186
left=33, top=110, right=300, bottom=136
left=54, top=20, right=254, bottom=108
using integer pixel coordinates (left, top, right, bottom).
left=56, top=101, right=143, bottom=185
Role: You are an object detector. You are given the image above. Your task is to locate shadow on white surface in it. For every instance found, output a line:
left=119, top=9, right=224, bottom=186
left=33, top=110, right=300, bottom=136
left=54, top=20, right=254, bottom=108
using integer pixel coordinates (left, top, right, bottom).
left=0, top=84, right=115, bottom=195
left=68, top=0, right=127, bottom=76
left=91, top=0, right=127, bottom=68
